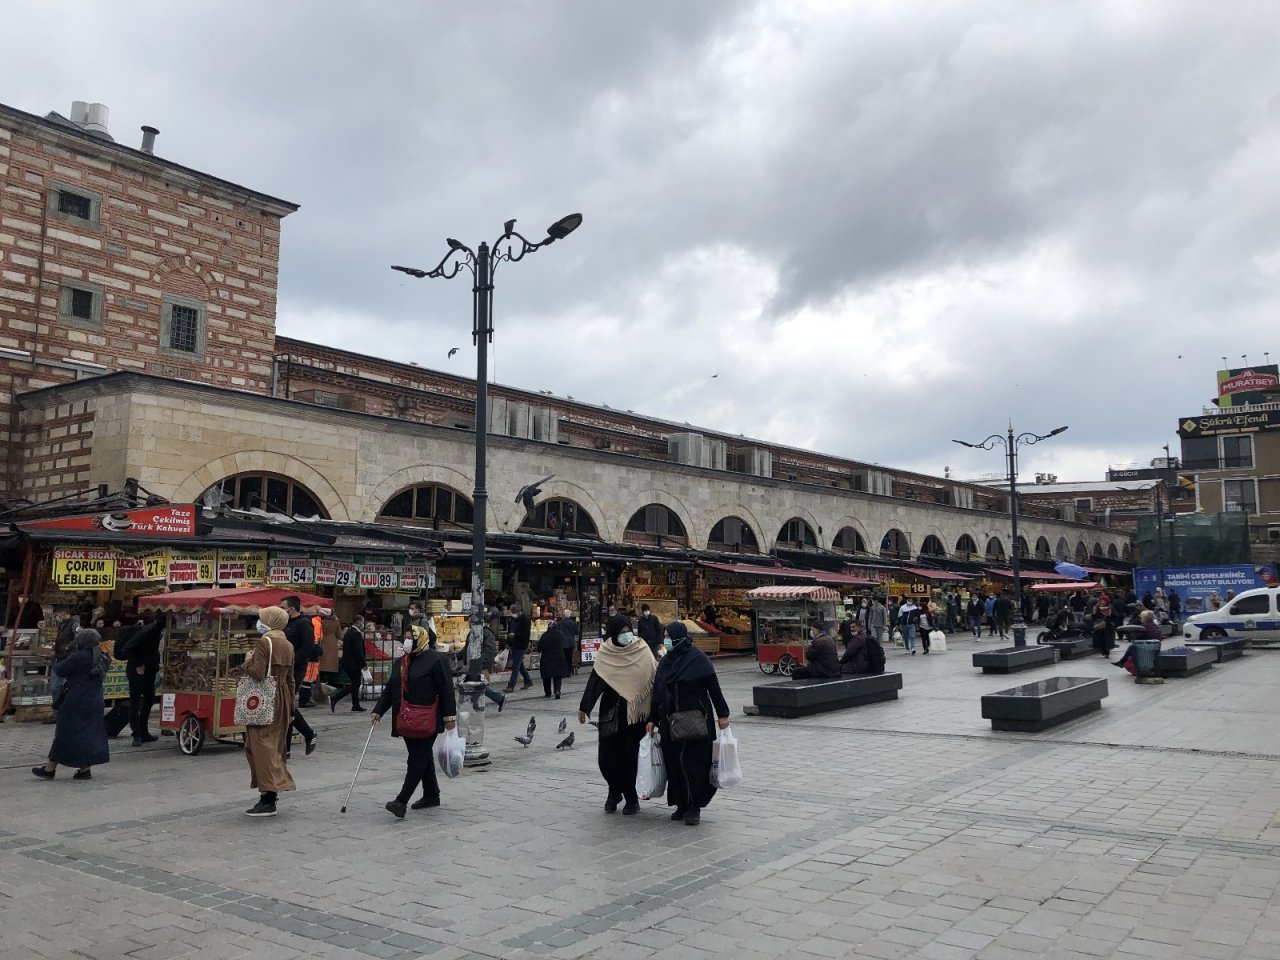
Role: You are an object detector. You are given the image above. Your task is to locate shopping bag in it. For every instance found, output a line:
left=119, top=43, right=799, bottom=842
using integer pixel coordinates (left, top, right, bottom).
left=435, top=728, right=465, bottom=779
left=891, top=629, right=904, bottom=646
left=636, top=732, right=666, bottom=800
left=929, top=630, right=947, bottom=652
left=713, top=726, right=742, bottom=789
left=360, top=668, right=373, bottom=684
left=493, top=648, right=510, bottom=671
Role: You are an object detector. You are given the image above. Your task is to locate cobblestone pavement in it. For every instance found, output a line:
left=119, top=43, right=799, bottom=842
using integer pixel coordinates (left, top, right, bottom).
left=4, top=640, right=1280, bottom=959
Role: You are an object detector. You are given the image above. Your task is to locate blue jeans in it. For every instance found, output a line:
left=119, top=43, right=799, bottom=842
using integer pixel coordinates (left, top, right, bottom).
left=505, top=649, right=532, bottom=689
left=902, top=625, right=917, bottom=650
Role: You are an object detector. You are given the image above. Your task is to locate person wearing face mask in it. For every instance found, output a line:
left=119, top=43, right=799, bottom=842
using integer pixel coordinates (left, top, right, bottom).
left=242, top=606, right=296, bottom=817
left=646, top=621, right=731, bottom=826
left=578, top=615, right=656, bottom=815
left=372, top=624, right=458, bottom=818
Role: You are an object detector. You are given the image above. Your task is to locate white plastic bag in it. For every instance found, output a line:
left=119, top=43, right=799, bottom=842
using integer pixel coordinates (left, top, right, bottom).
left=714, top=726, right=742, bottom=789
left=360, top=668, right=373, bottom=684
left=435, top=728, right=465, bottom=779
left=891, top=629, right=904, bottom=646
left=493, top=648, right=510, bottom=671
left=929, top=630, right=947, bottom=652
left=636, top=732, right=666, bottom=800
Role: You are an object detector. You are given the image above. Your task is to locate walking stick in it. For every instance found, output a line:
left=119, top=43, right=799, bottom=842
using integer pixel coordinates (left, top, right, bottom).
left=341, top=724, right=377, bottom=813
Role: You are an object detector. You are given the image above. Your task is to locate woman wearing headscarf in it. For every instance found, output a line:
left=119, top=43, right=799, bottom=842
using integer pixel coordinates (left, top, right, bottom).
left=537, top=618, right=568, bottom=699
left=646, top=621, right=731, bottom=826
left=373, top=624, right=458, bottom=818
left=32, top=628, right=110, bottom=781
left=578, top=614, right=656, bottom=815
left=242, top=606, right=296, bottom=817
left=1090, top=593, right=1115, bottom=656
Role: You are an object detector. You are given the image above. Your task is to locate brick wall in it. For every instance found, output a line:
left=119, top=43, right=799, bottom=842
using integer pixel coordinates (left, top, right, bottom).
left=15, top=396, right=96, bottom=500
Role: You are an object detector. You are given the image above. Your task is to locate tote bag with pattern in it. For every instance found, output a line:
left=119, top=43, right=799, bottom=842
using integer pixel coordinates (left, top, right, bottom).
left=234, top=635, right=278, bottom=727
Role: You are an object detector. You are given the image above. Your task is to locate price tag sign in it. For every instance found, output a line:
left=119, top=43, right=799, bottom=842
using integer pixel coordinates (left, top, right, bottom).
left=268, top=556, right=315, bottom=585
left=358, top=564, right=398, bottom=590
left=217, top=551, right=267, bottom=584
left=169, top=550, right=217, bottom=586
left=315, top=558, right=357, bottom=587
left=52, top=548, right=116, bottom=589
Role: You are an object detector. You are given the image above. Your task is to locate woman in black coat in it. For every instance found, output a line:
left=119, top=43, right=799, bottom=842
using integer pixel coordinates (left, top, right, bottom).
left=646, top=621, right=730, bottom=826
left=372, top=624, right=457, bottom=818
left=33, top=628, right=110, bottom=781
left=537, top=621, right=567, bottom=699
left=579, top=615, right=656, bottom=815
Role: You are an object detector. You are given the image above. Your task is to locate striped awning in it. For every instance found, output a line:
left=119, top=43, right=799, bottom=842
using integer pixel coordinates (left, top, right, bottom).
left=746, top=585, right=842, bottom=602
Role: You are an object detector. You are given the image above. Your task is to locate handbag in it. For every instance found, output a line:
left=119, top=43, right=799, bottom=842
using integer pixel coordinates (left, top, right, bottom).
left=597, top=701, right=620, bottom=737
left=234, top=636, right=278, bottom=727
left=52, top=683, right=69, bottom=710
left=667, top=689, right=708, bottom=742
left=395, top=654, right=439, bottom=738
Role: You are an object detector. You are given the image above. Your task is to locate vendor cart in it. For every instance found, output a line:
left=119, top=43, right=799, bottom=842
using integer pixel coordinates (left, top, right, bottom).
left=138, top=587, right=331, bottom=756
left=749, top=585, right=840, bottom=676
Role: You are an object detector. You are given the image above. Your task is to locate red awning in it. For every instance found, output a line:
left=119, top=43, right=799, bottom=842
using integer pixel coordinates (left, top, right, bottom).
left=698, top=561, right=872, bottom=587
left=698, top=561, right=791, bottom=578
left=1030, top=581, right=1099, bottom=592
left=796, top=569, right=876, bottom=587
left=138, top=586, right=333, bottom=615
left=1084, top=566, right=1123, bottom=576
left=985, top=568, right=1076, bottom=581
left=746, top=585, right=843, bottom=602
left=904, top=567, right=969, bottom=582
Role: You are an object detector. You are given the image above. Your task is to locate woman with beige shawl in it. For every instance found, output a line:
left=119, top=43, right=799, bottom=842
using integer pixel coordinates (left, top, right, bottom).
left=577, top=614, right=656, bottom=815
left=242, top=605, right=296, bottom=817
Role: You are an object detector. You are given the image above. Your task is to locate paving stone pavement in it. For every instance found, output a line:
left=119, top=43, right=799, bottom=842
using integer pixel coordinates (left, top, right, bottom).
left=3, top=641, right=1280, bottom=959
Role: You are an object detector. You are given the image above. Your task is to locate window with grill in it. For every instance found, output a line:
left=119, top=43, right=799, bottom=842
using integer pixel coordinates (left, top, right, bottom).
left=624, top=504, right=688, bottom=543
left=378, top=484, right=474, bottom=526
left=709, top=517, right=759, bottom=552
left=1223, top=479, right=1257, bottom=514
left=203, top=474, right=327, bottom=518
left=57, top=190, right=92, bottom=220
left=519, top=497, right=598, bottom=536
left=169, top=304, right=200, bottom=352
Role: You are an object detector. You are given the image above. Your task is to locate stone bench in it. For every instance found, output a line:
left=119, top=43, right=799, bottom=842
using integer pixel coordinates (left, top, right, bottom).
left=752, top=673, right=903, bottom=718
left=1037, top=636, right=1094, bottom=660
left=1187, top=638, right=1245, bottom=662
left=1157, top=647, right=1216, bottom=678
left=981, top=676, right=1109, bottom=732
left=973, top=645, right=1058, bottom=675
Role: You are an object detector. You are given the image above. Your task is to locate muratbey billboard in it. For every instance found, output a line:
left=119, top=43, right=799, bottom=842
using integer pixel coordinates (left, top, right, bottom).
left=1217, top=364, right=1279, bottom=408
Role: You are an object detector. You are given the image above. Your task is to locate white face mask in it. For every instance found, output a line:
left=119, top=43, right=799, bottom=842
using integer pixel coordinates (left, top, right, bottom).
left=402, top=638, right=414, bottom=655
left=255, top=620, right=269, bottom=634
left=616, top=631, right=635, bottom=647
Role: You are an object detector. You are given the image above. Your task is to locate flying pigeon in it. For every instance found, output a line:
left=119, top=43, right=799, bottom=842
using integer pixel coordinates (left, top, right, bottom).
left=557, top=717, right=567, bottom=734
left=711, top=373, right=719, bottom=378
left=555, top=732, right=575, bottom=750
left=513, top=735, right=533, bottom=747
left=526, top=716, right=537, bottom=739
left=447, top=347, right=459, bottom=358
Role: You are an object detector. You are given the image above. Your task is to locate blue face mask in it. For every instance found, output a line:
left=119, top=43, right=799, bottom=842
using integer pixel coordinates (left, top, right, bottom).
left=663, top=637, right=674, bottom=652
left=616, top=631, right=634, bottom=647
left=255, top=620, right=269, bottom=634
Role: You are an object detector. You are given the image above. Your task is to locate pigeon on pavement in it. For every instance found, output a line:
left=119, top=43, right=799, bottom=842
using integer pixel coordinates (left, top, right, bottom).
left=526, top=716, right=536, bottom=739
left=557, top=717, right=567, bottom=734
left=556, top=732, right=575, bottom=750
left=514, top=735, right=533, bottom=747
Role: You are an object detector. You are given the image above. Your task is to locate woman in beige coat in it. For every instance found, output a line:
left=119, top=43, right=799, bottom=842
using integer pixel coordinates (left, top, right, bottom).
left=243, top=605, right=296, bottom=817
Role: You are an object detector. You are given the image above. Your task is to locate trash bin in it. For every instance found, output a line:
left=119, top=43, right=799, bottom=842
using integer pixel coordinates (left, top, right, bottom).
left=1132, top=639, right=1161, bottom=678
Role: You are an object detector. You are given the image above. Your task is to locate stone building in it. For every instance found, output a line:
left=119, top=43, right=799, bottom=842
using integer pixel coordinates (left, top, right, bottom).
left=1, top=97, right=1130, bottom=567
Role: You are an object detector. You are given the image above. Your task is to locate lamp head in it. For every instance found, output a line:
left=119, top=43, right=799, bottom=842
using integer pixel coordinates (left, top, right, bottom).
left=391, top=264, right=427, bottom=278
left=546, top=212, right=583, bottom=241
left=1049, top=426, right=1069, bottom=437
left=504, top=219, right=516, bottom=237
left=952, top=439, right=974, bottom=448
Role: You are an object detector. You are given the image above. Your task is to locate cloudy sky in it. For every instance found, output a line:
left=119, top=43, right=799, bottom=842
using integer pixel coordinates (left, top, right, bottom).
left=6, top=2, right=1278, bottom=484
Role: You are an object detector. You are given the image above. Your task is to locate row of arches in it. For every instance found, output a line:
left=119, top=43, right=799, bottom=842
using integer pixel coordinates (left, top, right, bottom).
left=202, top=473, right=1131, bottom=563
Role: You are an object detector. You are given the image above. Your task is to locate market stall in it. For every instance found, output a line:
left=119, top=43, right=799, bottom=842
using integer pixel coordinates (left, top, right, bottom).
left=749, top=585, right=840, bottom=676
left=138, top=587, right=331, bottom=755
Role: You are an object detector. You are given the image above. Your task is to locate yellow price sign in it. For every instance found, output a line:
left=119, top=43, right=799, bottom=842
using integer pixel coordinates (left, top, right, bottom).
left=143, top=551, right=169, bottom=581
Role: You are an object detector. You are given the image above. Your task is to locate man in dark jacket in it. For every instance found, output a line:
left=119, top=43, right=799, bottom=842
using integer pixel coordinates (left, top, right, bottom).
left=123, top=615, right=164, bottom=744
left=282, top=596, right=318, bottom=753
left=504, top=609, right=534, bottom=692
left=993, top=593, right=1013, bottom=640
left=330, top=615, right=367, bottom=711
left=791, top=622, right=841, bottom=679
left=636, top=605, right=663, bottom=653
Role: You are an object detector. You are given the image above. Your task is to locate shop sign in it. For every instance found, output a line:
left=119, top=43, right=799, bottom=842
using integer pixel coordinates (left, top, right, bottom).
left=117, top=548, right=170, bottom=582
left=399, top=563, right=434, bottom=590
left=359, top=562, right=399, bottom=590
left=1178, top=409, right=1280, bottom=437
left=268, top=555, right=315, bottom=585
left=167, top=550, right=217, bottom=585
left=216, top=550, right=267, bottom=584
left=52, top=548, right=116, bottom=590
left=161, top=693, right=176, bottom=724
left=580, top=637, right=603, bottom=664
left=1217, top=364, right=1280, bottom=408
left=22, top=504, right=199, bottom=537
left=315, top=557, right=358, bottom=587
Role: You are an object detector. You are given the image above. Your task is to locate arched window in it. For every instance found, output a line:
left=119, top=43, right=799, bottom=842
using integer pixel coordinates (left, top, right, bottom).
left=1056, top=537, right=1070, bottom=560
left=777, top=518, right=818, bottom=549
left=1075, top=541, right=1089, bottom=563
left=919, top=535, right=946, bottom=558
left=203, top=473, right=327, bottom=519
left=1092, top=542, right=1104, bottom=558
left=520, top=497, right=598, bottom=537
left=955, top=534, right=979, bottom=558
left=1122, top=543, right=1133, bottom=561
left=832, top=526, right=866, bottom=554
left=880, top=528, right=911, bottom=559
left=986, top=537, right=1006, bottom=561
left=378, top=484, right=473, bottom=527
left=1034, top=536, right=1052, bottom=561
left=709, top=516, right=759, bottom=552
left=1107, top=543, right=1119, bottom=559
left=624, top=504, right=688, bottom=546
left=1014, top=535, right=1029, bottom=559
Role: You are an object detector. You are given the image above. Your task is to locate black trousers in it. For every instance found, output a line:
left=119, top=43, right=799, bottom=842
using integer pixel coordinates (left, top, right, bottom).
left=289, top=707, right=314, bottom=742
left=128, top=667, right=157, bottom=737
left=396, top=735, right=440, bottom=804
left=542, top=676, right=562, bottom=697
left=330, top=665, right=363, bottom=708
left=599, top=723, right=646, bottom=804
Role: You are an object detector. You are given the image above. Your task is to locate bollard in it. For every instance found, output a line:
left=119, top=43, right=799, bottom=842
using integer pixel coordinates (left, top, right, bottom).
left=455, top=679, right=491, bottom=767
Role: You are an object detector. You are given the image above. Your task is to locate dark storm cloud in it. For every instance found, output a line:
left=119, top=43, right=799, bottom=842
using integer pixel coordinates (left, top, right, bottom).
left=5, top=1, right=1278, bottom=482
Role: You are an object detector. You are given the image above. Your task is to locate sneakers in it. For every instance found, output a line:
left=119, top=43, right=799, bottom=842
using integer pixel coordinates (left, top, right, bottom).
left=245, top=801, right=277, bottom=817
left=410, top=796, right=440, bottom=810
left=72, top=769, right=92, bottom=781
left=305, top=735, right=318, bottom=756
left=386, top=800, right=407, bottom=819
left=31, top=766, right=54, bottom=781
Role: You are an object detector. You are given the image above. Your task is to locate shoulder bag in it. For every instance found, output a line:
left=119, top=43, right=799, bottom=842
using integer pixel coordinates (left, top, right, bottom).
left=668, top=688, right=708, bottom=742
left=396, top=654, right=440, bottom=738
left=234, top=636, right=278, bottom=727
left=597, top=700, right=620, bottom=737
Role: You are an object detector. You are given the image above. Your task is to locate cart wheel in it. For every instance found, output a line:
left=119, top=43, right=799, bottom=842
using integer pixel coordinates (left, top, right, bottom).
left=777, top=655, right=796, bottom=677
left=757, top=660, right=778, bottom=675
left=177, top=715, right=205, bottom=756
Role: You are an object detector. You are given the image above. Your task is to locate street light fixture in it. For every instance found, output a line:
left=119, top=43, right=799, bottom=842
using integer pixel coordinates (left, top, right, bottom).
left=954, top=424, right=1068, bottom=647
left=392, top=212, right=582, bottom=664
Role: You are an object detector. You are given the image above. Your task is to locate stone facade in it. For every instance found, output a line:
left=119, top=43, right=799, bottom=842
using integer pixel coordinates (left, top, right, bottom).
left=20, top=373, right=1132, bottom=563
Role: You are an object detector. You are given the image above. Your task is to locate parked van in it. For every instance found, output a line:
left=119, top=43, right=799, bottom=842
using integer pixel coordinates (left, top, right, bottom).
left=1182, top=586, right=1280, bottom=643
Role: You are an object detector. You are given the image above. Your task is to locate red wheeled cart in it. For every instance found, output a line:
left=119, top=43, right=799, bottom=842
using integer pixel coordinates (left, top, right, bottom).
left=750, top=585, right=841, bottom=676
left=138, top=587, right=331, bottom=756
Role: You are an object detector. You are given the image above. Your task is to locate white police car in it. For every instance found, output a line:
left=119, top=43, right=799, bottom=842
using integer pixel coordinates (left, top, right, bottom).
left=1182, top=586, right=1280, bottom=642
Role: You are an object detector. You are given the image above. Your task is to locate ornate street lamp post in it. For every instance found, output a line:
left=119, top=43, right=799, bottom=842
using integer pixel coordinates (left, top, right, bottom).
left=954, top=424, right=1068, bottom=647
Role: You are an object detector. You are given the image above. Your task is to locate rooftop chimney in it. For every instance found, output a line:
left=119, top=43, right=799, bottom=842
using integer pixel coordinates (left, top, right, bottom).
left=70, top=101, right=90, bottom=125
left=140, top=125, right=159, bottom=154
left=83, top=103, right=110, bottom=137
